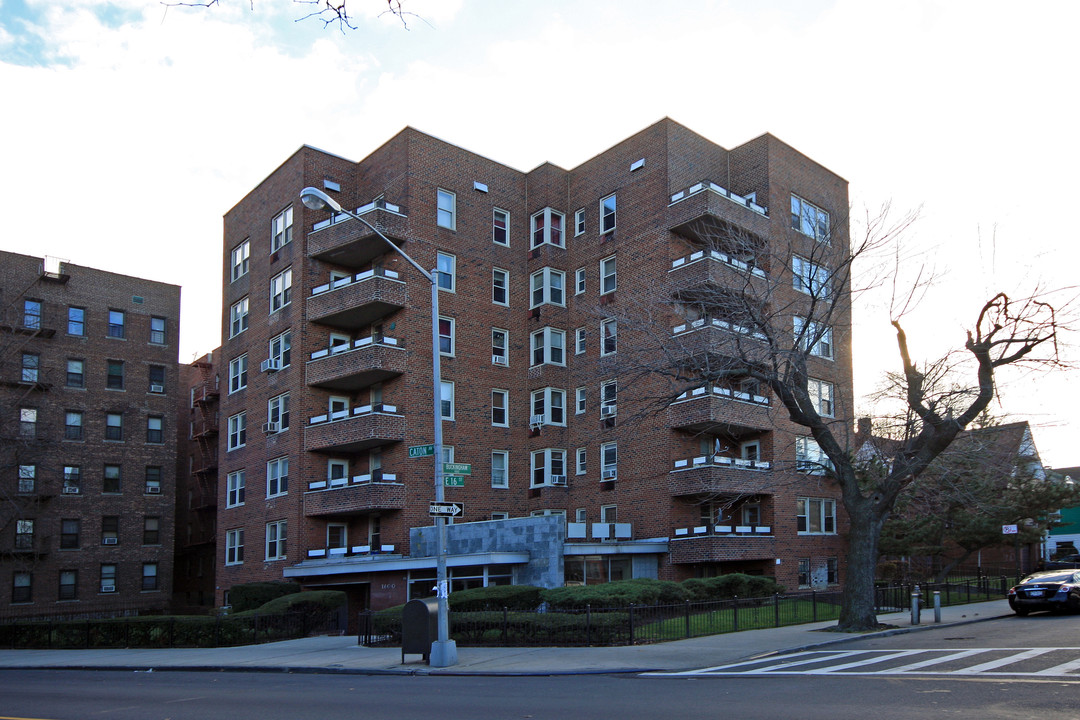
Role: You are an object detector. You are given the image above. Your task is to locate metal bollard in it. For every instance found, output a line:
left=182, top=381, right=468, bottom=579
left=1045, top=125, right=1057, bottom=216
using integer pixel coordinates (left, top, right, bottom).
left=911, top=584, right=922, bottom=625
left=933, top=590, right=942, bottom=623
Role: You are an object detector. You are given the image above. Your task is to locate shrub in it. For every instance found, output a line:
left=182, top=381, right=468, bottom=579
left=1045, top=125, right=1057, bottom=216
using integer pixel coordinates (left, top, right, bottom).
left=235, top=589, right=347, bottom=617
left=542, top=578, right=686, bottom=609
left=449, top=585, right=544, bottom=612
left=227, top=581, right=301, bottom=613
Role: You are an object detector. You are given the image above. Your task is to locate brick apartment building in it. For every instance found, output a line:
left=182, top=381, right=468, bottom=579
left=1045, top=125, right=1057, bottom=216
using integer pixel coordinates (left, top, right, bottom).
left=216, top=118, right=852, bottom=613
left=1, top=252, right=180, bottom=617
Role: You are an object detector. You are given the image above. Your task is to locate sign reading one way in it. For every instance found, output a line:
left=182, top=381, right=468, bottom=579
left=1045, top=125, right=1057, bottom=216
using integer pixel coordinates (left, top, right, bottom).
left=429, top=501, right=464, bottom=517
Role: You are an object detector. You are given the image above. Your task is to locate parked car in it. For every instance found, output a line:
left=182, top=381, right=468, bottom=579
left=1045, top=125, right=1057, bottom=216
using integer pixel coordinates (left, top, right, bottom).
left=1008, top=570, right=1080, bottom=615
left=1043, top=554, right=1080, bottom=570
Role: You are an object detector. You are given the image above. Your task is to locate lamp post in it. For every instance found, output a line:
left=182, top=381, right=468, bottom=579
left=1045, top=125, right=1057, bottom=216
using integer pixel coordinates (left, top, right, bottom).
left=299, top=187, right=457, bottom=667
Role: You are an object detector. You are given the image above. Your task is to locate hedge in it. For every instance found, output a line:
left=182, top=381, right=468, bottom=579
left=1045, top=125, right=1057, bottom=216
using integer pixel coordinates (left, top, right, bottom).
left=227, top=581, right=301, bottom=613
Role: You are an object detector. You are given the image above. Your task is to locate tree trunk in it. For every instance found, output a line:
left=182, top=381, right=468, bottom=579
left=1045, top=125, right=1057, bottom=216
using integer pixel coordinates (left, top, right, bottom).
left=837, top=502, right=885, bottom=631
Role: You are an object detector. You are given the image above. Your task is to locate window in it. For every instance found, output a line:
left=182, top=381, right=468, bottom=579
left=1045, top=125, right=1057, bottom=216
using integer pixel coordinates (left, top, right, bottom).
left=21, top=353, right=39, bottom=383
left=267, top=457, right=289, bottom=497
left=227, top=470, right=246, bottom=507
left=575, top=387, right=586, bottom=414
left=63, top=465, right=81, bottom=493
left=19, top=408, right=37, bottom=439
left=327, top=524, right=348, bottom=550
left=440, top=381, right=455, bottom=420
left=600, top=256, right=616, bottom=295
left=18, top=465, right=35, bottom=494
left=266, top=521, right=287, bottom=561
left=794, top=316, right=834, bottom=359
left=146, top=416, right=164, bottom=444
left=530, top=327, right=565, bottom=366
left=271, top=206, right=293, bottom=251
left=576, top=447, right=586, bottom=475
left=59, top=570, right=77, bottom=600
left=491, top=451, right=508, bottom=488
left=149, top=365, right=165, bottom=393
left=231, top=239, right=250, bottom=281
left=227, top=412, right=246, bottom=450
left=103, top=464, right=121, bottom=493
left=327, top=459, right=349, bottom=485
left=225, top=529, right=244, bottom=565
left=65, top=411, right=84, bottom=441
left=491, top=268, right=509, bottom=305
left=600, top=193, right=616, bottom=234
left=12, top=572, right=31, bottom=603
left=600, top=318, right=617, bottom=356
left=796, top=437, right=833, bottom=475
left=66, top=359, right=85, bottom=388
left=807, top=378, right=834, bottom=417
left=491, top=328, right=508, bottom=366
left=67, top=307, right=85, bottom=336
left=230, top=297, right=249, bottom=337
left=574, top=208, right=585, bottom=236
left=142, top=562, right=159, bottom=591
left=149, top=316, right=167, bottom=345
left=492, top=208, right=509, bottom=246
left=601, top=442, right=618, bottom=479
left=575, top=327, right=586, bottom=355
left=23, top=300, right=42, bottom=329
left=270, top=267, right=293, bottom=312
left=491, top=389, right=509, bottom=427
left=106, top=360, right=124, bottom=390
left=792, top=256, right=832, bottom=300
left=145, top=466, right=162, bottom=494
left=791, top=194, right=830, bottom=242
left=437, top=189, right=456, bottom=230
left=143, top=516, right=161, bottom=545
left=797, top=497, right=836, bottom=534
left=269, top=330, right=292, bottom=369
left=105, top=412, right=123, bottom=441
left=600, top=380, right=617, bottom=417
left=268, top=393, right=290, bottom=432
left=60, top=519, right=80, bottom=549
left=438, top=316, right=455, bottom=356
left=229, top=355, right=248, bottom=393
left=532, top=387, right=566, bottom=426
left=15, top=519, right=34, bottom=550
left=100, top=564, right=117, bottom=592
left=531, top=208, right=564, bottom=248
left=575, top=267, right=586, bottom=295
left=437, top=252, right=456, bottom=291
left=107, top=309, right=125, bottom=338
left=101, top=517, right=119, bottom=545
left=530, top=449, right=566, bottom=487
left=530, top=268, right=565, bottom=307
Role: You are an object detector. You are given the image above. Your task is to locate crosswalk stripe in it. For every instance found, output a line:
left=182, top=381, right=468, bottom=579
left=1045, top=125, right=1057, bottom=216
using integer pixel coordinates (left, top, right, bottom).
left=952, top=648, right=1057, bottom=674
left=876, top=649, right=988, bottom=674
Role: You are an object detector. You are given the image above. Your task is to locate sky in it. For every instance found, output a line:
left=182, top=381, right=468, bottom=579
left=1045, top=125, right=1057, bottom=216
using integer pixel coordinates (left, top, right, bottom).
left=2, top=0, right=1077, bottom=466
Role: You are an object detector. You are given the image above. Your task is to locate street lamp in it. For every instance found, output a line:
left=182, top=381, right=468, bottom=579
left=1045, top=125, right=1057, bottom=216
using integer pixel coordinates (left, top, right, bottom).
left=300, top=187, right=457, bottom=667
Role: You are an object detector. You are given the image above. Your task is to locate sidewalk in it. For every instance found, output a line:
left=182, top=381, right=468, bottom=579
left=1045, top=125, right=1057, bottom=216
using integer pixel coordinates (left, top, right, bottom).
left=0, top=599, right=1013, bottom=676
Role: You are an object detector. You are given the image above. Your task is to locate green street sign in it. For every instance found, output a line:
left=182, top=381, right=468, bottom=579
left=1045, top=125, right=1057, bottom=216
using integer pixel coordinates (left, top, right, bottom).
left=443, top=475, right=465, bottom=487
left=409, top=444, right=435, bottom=458
left=443, top=462, right=472, bottom=475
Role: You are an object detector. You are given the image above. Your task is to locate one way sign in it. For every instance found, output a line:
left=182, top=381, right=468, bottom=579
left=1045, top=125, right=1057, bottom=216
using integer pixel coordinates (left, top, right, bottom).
left=429, top=501, right=464, bottom=518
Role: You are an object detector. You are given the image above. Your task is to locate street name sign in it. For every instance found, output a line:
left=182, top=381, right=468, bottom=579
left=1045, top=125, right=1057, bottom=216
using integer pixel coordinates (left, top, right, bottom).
left=409, top=444, right=435, bottom=458
left=443, top=475, right=465, bottom=487
left=443, top=462, right=472, bottom=475
left=429, top=501, right=464, bottom=517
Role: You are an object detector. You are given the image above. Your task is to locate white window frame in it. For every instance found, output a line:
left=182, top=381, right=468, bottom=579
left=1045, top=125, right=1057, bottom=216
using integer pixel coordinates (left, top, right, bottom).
left=600, top=193, right=616, bottom=234
left=231, top=239, right=250, bottom=281
left=440, top=380, right=455, bottom=421
left=491, top=450, right=508, bottom=489
left=796, top=437, right=834, bottom=475
left=492, top=328, right=508, bottom=366
left=576, top=447, right=586, bottom=475
left=491, top=389, right=509, bottom=427
left=791, top=194, right=830, bottom=242
left=328, top=459, right=349, bottom=484
left=797, top=497, right=837, bottom=535
left=807, top=378, right=835, bottom=417
left=532, top=387, right=566, bottom=426
left=575, top=267, right=586, bottom=295
left=575, top=387, right=586, bottom=414
left=230, top=297, right=249, bottom=337
left=600, top=318, right=616, bottom=356
left=530, top=327, right=566, bottom=366
left=229, top=355, right=247, bottom=394
left=225, top=529, right=244, bottom=566
left=226, top=470, right=245, bottom=508
left=530, top=448, right=567, bottom=487
left=575, top=327, right=586, bottom=355
left=267, top=457, right=289, bottom=498
left=600, top=255, right=616, bottom=295
left=437, top=189, right=456, bottom=230
left=271, top=206, right=293, bottom=251
left=437, top=251, right=456, bottom=292
left=265, top=520, right=287, bottom=561
left=268, top=393, right=290, bottom=433
left=327, top=523, right=348, bottom=550
left=227, top=412, right=246, bottom=451
left=793, top=255, right=832, bottom=300
left=600, top=380, right=617, bottom=416
left=794, top=316, right=834, bottom=359
left=269, top=330, right=292, bottom=369
left=601, top=441, right=618, bottom=478
left=530, top=208, right=565, bottom=249
left=270, top=267, right=293, bottom=313
left=574, top=208, right=585, bottom=236
left=530, top=267, right=565, bottom=308
left=492, top=268, right=509, bottom=306
left=439, top=316, right=455, bottom=357
left=493, top=208, right=509, bottom=246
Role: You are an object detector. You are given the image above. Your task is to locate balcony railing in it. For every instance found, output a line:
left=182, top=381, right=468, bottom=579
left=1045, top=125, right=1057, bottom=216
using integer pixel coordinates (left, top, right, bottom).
left=671, top=249, right=767, bottom=279
left=674, top=524, right=772, bottom=537
left=669, top=526, right=776, bottom=564
left=306, top=336, right=406, bottom=392
left=672, top=317, right=767, bottom=342
left=304, top=472, right=406, bottom=517
left=669, top=453, right=775, bottom=496
left=306, top=544, right=399, bottom=559
left=307, top=269, right=407, bottom=329
left=307, top=201, right=409, bottom=269
left=304, top=404, right=405, bottom=454
left=670, top=180, right=768, bottom=217
left=667, top=386, right=772, bottom=434
left=566, top=522, right=633, bottom=542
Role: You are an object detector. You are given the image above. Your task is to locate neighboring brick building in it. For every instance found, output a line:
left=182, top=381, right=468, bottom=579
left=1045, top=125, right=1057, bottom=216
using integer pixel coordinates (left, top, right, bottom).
left=216, top=119, right=852, bottom=613
left=1, top=252, right=180, bottom=617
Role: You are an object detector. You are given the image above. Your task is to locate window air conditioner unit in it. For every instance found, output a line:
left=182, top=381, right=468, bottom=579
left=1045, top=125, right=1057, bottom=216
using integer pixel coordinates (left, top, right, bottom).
left=601, top=405, right=617, bottom=417
left=263, top=422, right=280, bottom=434
left=549, top=475, right=567, bottom=486
left=103, top=537, right=118, bottom=545
left=146, top=486, right=161, bottom=494
left=62, top=486, right=79, bottom=494
left=100, top=584, right=116, bottom=593
left=492, top=355, right=507, bottom=366
left=530, top=414, right=546, bottom=427
left=602, top=469, right=617, bottom=480
left=260, top=359, right=280, bottom=373
left=150, top=383, right=164, bottom=393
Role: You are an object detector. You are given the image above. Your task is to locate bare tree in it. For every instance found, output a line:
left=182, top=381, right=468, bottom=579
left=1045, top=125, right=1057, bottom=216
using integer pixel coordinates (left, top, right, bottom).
left=161, top=0, right=420, bottom=31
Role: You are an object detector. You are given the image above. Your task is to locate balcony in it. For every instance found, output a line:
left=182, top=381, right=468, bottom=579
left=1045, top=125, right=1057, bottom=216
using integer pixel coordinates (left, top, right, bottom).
left=667, top=385, right=772, bottom=433
left=307, top=202, right=409, bottom=269
left=304, top=473, right=406, bottom=517
left=668, top=180, right=770, bottom=246
left=307, top=269, right=407, bottom=329
left=669, top=454, right=774, bottom=496
left=305, top=404, right=405, bottom=454
left=566, top=522, right=633, bottom=542
left=670, top=249, right=767, bottom=289
left=669, top=525, right=775, bottom=564
left=306, top=336, right=406, bottom=392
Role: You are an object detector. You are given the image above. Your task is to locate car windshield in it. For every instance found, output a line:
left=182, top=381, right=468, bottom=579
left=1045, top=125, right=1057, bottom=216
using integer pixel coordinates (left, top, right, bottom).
left=1025, top=572, right=1075, bottom=583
